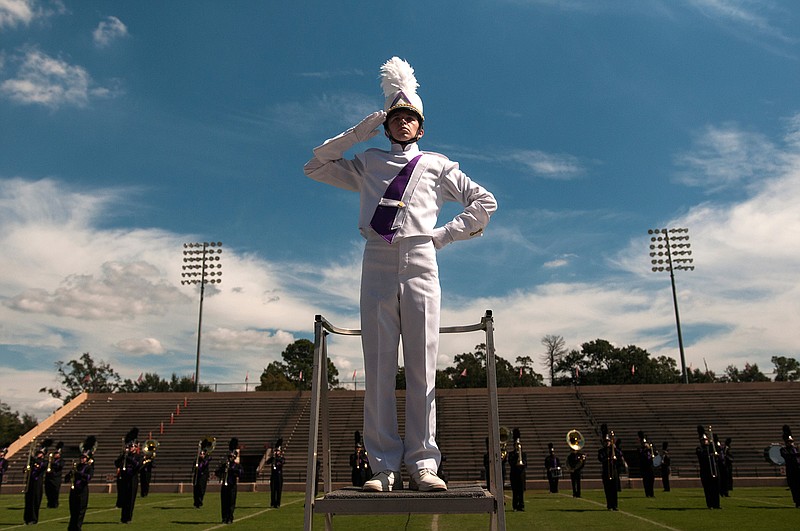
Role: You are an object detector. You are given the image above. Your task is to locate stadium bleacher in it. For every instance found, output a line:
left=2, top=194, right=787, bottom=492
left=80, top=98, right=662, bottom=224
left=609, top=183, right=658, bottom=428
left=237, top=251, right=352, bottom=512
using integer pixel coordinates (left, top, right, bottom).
left=3, top=382, right=798, bottom=489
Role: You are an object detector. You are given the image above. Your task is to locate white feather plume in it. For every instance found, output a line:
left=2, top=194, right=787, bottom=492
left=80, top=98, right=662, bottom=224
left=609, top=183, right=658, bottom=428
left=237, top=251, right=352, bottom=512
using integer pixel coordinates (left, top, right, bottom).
left=380, top=57, right=419, bottom=97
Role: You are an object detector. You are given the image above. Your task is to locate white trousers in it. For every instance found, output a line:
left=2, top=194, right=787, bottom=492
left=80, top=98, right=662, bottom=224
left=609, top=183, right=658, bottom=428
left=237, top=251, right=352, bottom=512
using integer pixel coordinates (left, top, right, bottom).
left=360, top=235, right=441, bottom=475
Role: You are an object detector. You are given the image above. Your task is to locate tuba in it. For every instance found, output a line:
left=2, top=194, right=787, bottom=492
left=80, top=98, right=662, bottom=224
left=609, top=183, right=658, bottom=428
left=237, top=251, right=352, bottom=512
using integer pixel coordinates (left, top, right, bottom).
left=567, top=429, right=584, bottom=451
left=499, top=427, right=510, bottom=462
left=142, top=439, right=159, bottom=465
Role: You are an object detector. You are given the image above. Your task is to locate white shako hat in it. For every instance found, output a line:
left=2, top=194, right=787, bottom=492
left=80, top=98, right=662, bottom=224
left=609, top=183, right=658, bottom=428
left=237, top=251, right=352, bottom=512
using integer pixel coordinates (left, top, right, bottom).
left=381, top=57, right=424, bottom=122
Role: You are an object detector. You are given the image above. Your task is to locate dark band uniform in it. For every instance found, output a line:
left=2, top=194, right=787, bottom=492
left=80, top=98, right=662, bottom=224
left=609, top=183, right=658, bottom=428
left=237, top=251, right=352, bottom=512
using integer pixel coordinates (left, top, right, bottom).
left=566, top=448, right=586, bottom=498
left=637, top=431, right=656, bottom=498
left=266, top=437, right=285, bottom=508
left=67, top=436, right=96, bottom=531
left=544, top=442, right=560, bottom=494
left=44, top=441, right=64, bottom=508
left=115, top=427, right=142, bottom=523
left=508, top=428, right=527, bottom=511
left=193, top=439, right=214, bottom=508
left=660, top=442, right=671, bottom=492
left=349, top=431, right=372, bottom=487
left=24, top=439, right=50, bottom=525
left=217, top=438, right=243, bottom=524
left=695, top=425, right=721, bottom=509
left=598, top=424, right=620, bottom=511
left=781, top=425, right=800, bottom=508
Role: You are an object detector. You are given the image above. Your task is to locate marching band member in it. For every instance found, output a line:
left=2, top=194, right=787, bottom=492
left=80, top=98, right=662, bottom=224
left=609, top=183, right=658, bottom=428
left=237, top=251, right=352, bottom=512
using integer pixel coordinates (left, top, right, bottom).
left=44, top=441, right=64, bottom=508
left=349, top=431, right=372, bottom=487
left=714, top=434, right=729, bottom=498
left=217, top=438, right=243, bottom=524
left=0, top=445, right=8, bottom=493
left=508, top=429, right=527, bottom=511
left=660, top=441, right=672, bottom=492
left=303, top=56, right=496, bottom=493
left=566, top=440, right=586, bottom=498
left=598, top=424, right=620, bottom=511
left=637, top=431, right=656, bottom=498
left=115, top=427, right=142, bottom=523
left=67, top=436, right=96, bottom=531
left=544, top=442, right=560, bottom=494
left=193, top=438, right=214, bottom=508
left=722, top=437, right=734, bottom=494
left=696, top=425, right=721, bottom=509
left=266, top=438, right=285, bottom=508
left=780, top=425, right=800, bottom=508
left=24, top=439, right=49, bottom=524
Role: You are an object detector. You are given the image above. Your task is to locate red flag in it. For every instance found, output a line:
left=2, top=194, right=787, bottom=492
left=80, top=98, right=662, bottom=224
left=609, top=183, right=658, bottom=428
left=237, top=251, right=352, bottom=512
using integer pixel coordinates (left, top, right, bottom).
left=574, top=366, right=580, bottom=378
left=137, top=372, right=143, bottom=383
left=191, top=373, right=195, bottom=382
left=352, top=370, right=357, bottom=380
left=631, top=365, right=636, bottom=375
left=83, top=374, right=91, bottom=383
left=245, top=371, right=249, bottom=383
left=460, top=368, right=467, bottom=377
left=519, top=367, right=523, bottom=379
left=299, top=371, right=303, bottom=381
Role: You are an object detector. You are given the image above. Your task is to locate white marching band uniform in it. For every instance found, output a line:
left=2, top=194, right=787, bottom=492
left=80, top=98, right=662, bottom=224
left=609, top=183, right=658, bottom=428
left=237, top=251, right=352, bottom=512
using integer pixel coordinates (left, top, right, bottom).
left=303, top=121, right=496, bottom=477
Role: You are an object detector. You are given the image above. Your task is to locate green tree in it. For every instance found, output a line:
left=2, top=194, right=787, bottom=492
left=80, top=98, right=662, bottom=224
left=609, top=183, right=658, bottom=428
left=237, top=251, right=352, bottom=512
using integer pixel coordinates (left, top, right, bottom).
left=40, top=352, right=122, bottom=404
left=772, top=356, right=800, bottom=382
left=688, top=367, right=717, bottom=383
left=0, top=401, right=38, bottom=442
left=721, top=363, right=770, bottom=383
left=119, top=373, right=211, bottom=392
left=553, top=339, right=681, bottom=385
left=255, top=339, right=339, bottom=391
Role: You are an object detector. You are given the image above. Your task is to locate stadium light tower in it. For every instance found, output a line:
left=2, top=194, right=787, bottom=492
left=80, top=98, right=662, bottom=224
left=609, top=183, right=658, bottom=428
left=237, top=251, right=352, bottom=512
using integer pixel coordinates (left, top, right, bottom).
left=182, top=242, right=223, bottom=392
left=648, top=228, right=694, bottom=384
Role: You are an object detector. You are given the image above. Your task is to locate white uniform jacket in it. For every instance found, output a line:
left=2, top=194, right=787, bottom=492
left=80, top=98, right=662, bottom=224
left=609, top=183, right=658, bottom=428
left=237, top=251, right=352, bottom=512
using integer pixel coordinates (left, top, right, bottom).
left=303, top=142, right=497, bottom=248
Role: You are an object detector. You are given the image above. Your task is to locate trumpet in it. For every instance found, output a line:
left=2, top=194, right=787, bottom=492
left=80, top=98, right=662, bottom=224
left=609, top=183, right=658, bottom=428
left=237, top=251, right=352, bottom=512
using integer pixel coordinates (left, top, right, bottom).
left=515, top=438, right=524, bottom=467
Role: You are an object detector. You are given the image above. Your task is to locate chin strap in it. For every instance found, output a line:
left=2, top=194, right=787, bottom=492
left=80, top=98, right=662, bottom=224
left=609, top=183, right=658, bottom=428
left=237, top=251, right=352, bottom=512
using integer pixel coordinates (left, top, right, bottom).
left=386, top=128, right=423, bottom=149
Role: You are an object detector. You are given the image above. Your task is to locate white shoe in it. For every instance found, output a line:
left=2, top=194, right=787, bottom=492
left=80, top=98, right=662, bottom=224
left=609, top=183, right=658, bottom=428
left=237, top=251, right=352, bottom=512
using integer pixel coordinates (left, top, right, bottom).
left=362, top=470, right=402, bottom=492
left=409, top=468, right=447, bottom=492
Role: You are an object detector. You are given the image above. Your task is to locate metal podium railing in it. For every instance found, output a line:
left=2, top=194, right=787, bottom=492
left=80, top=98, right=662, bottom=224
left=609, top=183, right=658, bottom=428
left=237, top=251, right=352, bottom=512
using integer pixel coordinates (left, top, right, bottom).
left=303, top=310, right=506, bottom=531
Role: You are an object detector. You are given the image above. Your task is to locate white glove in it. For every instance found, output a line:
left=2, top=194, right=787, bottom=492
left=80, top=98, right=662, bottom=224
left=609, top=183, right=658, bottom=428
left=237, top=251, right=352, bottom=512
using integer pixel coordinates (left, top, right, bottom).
left=313, top=111, right=386, bottom=163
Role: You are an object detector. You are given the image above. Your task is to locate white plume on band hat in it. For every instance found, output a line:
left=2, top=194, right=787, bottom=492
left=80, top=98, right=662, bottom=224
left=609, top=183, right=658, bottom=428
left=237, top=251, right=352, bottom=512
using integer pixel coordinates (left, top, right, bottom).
left=381, top=57, right=424, bottom=121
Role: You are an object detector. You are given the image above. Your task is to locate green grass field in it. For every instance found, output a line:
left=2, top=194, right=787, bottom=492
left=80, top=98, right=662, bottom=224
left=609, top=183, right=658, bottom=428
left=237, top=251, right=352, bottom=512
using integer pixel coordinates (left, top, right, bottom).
left=1, top=486, right=798, bottom=530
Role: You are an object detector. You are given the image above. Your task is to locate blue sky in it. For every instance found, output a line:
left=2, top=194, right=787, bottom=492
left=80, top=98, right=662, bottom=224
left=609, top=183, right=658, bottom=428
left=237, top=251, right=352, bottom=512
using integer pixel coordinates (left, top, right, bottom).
left=2, top=0, right=799, bottom=421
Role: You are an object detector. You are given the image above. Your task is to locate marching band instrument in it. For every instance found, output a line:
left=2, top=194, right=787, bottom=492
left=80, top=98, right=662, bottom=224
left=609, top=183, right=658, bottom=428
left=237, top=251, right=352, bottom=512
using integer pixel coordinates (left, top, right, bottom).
left=653, top=454, right=663, bottom=468
left=566, top=429, right=586, bottom=473
left=193, top=436, right=216, bottom=486
left=515, top=438, right=524, bottom=467
left=764, top=444, right=785, bottom=466
left=142, top=439, right=159, bottom=465
left=707, top=425, right=718, bottom=478
left=609, top=429, right=618, bottom=481
left=499, top=426, right=510, bottom=462
left=22, top=437, right=36, bottom=493
left=567, top=429, right=584, bottom=451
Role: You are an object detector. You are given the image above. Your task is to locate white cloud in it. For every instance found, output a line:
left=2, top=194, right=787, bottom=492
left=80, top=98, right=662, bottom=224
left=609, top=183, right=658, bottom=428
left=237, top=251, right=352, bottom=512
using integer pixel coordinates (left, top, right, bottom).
left=93, top=15, right=128, bottom=48
left=0, top=47, right=117, bottom=108
left=0, top=0, right=35, bottom=29
left=113, top=337, right=165, bottom=355
left=674, top=123, right=785, bottom=192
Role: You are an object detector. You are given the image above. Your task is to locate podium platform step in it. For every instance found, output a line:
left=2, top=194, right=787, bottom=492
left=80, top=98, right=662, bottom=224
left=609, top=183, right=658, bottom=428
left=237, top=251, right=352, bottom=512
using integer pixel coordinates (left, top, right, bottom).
left=313, top=484, right=497, bottom=515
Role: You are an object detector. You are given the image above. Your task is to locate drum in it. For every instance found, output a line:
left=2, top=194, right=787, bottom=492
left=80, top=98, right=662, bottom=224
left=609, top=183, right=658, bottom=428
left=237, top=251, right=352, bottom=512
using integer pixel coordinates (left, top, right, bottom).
left=550, top=466, right=563, bottom=478
left=765, top=444, right=785, bottom=466
left=653, top=455, right=663, bottom=468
